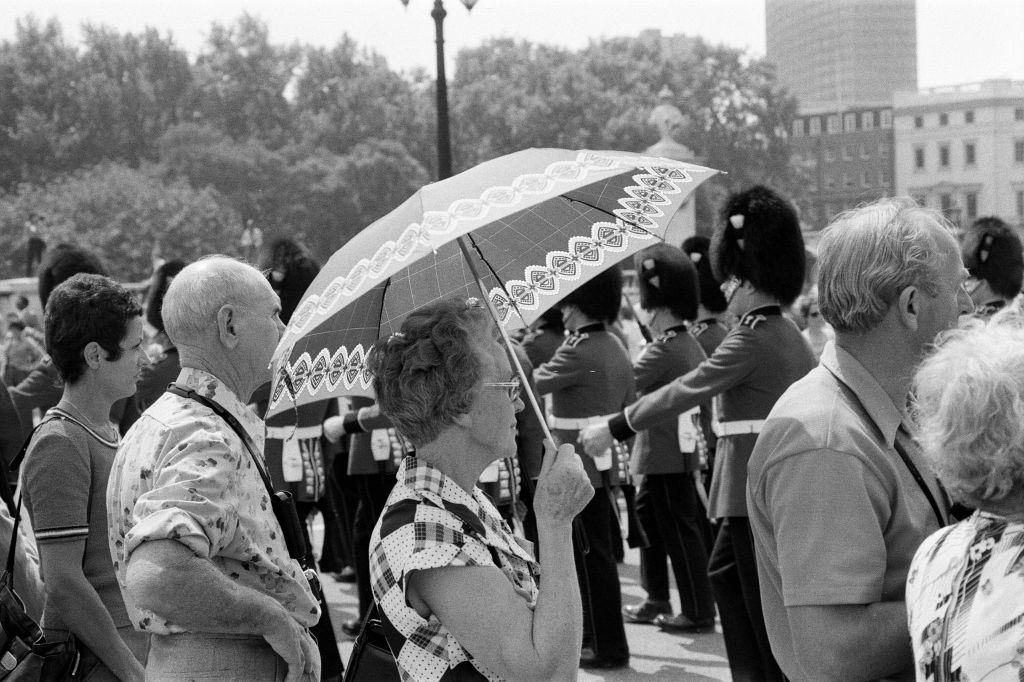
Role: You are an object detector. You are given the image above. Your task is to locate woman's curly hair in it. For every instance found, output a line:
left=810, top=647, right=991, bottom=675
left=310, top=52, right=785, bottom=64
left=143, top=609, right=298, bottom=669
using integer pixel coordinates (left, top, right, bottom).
left=367, top=299, right=494, bottom=447
left=913, top=312, right=1024, bottom=508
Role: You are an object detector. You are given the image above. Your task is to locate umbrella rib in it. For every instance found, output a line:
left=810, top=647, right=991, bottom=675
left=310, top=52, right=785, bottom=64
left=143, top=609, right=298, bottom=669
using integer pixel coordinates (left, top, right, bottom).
left=560, top=195, right=667, bottom=242
left=465, top=233, right=529, bottom=327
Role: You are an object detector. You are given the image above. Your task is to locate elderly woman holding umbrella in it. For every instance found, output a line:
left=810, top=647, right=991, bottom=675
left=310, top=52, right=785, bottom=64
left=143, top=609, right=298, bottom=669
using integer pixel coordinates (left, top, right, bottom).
left=366, top=297, right=593, bottom=682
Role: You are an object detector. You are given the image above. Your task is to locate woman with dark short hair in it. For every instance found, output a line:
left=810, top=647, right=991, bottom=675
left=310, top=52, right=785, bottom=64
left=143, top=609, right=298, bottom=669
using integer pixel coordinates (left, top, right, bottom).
left=367, top=298, right=593, bottom=682
left=21, top=273, right=149, bottom=681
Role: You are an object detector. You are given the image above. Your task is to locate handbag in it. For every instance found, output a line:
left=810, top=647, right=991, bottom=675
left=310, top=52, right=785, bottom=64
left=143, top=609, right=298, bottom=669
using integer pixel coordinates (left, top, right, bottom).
left=342, top=605, right=400, bottom=682
left=0, top=420, right=93, bottom=681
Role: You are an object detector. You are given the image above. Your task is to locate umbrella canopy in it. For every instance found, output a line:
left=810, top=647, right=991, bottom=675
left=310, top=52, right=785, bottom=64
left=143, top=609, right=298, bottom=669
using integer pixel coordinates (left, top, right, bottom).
left=268, top=148, right=718, bottom=415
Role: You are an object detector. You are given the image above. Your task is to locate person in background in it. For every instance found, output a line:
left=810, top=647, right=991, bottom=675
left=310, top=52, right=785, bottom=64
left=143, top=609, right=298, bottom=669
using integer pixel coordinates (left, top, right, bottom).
left=747, top=198, right=969, bottom=680
left=621, top=244, right=716, bottom=633
left=1, top=314, right=44, bottom=387
left=907, top=314, right=1024, bottom=682
left=367, top=298, right=592, bottom=681
left=108, top=257, right=320, bottom=680
left=795, top=288, right=833, bottom=360
left=520, top=307, right=564, bottom=369
left=9, top=243, right=108, bottom=431
left=535, top=267, right=635, bottom=671
left=119, top=260, right=186, bottom=433
left=15, top=294, right=41, bottom=335
left=961, top=216, right=1023, bottom=319
left=581, top=186, right=814, bottom=681
left=21, top=274, right=149, bottom=681
left=266, top=238, right=321, bottom=326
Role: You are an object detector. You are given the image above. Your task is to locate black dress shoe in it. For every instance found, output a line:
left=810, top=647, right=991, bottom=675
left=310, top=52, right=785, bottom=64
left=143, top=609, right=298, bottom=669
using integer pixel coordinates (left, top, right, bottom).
left=340, top=618, right=362, bottom=638
left=653, top=613, right=716, bottom=632
left=622, top=600, right=672, bottom=624
left=579, top=653, right=629, bottom=670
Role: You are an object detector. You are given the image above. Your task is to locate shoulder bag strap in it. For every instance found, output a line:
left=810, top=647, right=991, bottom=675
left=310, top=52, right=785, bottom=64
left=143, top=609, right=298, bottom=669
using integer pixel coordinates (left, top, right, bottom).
left=165, top=384, right=277, bottom=501
left=892, top=430, right=946, bottom=528
left=5, top=416, right=60, bottom=583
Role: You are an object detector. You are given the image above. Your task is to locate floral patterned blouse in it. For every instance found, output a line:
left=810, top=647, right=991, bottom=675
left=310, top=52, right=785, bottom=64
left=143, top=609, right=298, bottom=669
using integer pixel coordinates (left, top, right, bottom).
left=107, top=367, right=320, bottom=634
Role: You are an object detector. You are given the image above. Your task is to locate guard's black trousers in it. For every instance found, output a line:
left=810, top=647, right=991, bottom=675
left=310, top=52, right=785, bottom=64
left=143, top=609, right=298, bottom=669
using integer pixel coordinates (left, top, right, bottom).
left=708, top=517, right=785, bottom=682
left=636, top=472, right=715, bottom=621
left=574, top=490, right=630, bottom=662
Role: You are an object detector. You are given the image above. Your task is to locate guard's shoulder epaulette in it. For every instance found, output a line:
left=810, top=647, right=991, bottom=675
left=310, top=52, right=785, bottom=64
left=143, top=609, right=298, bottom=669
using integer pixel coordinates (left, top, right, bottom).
left=691, top=320, right=710, bottom=337
left=739, top=312, right=768, bottom=329
left=564, top=332, right=588, bottom=347
left=655, top=330, right=677, bottom=344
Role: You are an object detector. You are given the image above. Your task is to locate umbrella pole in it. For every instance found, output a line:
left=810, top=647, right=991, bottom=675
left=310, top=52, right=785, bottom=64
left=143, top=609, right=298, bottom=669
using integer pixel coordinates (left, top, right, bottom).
left=456, top=236, right=590, bottom=555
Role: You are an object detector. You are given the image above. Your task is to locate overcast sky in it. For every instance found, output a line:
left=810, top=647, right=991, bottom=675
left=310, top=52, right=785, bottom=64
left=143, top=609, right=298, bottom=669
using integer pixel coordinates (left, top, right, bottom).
left=3, top=0, right=1024, bottom=89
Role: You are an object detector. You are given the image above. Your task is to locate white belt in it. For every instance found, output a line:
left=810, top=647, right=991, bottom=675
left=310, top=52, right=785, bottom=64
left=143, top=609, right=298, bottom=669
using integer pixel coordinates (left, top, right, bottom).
left=265, top=424, right=324, bottom=440
left=547, top=415, right=607, bottom=430
left=712, top=419, right=766, bottom=437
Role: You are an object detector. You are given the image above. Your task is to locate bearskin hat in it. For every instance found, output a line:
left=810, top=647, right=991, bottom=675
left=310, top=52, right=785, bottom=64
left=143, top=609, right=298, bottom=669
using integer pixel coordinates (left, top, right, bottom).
left=710, top=186, right=805, bottom=306
left=682, top=235, right=728, bottom=313
left=559, top=265, right=623, bottom=324
left=146, top=260, right=186, bottom=334
left=635, top=244, right=699, bottom=321
left=38, top=243, right=107, bottom=309
left=962, top=216, right=1024, bottom=299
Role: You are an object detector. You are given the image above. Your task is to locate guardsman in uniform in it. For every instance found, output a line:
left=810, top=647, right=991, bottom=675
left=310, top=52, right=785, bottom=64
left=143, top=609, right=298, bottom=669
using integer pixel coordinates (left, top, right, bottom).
left=621, top=244, right=716, bottom=633
left=520, top=307, right=565, bottom=368
left=534, top=267, right=635, bottom=671
left=581, top=186, right=816, bottom=682
left=961, top=216, right=1023, bottom=319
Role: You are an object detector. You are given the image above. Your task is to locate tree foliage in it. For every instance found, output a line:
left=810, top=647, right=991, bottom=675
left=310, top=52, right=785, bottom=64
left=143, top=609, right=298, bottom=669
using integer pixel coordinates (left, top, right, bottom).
left=0, top=16, right=802, bottom=280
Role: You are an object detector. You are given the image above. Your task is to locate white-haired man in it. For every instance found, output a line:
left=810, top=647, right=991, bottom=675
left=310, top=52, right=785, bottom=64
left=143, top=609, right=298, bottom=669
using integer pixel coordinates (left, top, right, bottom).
left=747, top=199, right=973, bottom=680
left=107, top=257, right=321, bottom=681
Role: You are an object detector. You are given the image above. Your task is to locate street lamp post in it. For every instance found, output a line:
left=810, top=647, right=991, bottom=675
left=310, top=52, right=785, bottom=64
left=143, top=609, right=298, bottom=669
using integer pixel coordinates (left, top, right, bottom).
left=401, top=0, right=478, bottom=180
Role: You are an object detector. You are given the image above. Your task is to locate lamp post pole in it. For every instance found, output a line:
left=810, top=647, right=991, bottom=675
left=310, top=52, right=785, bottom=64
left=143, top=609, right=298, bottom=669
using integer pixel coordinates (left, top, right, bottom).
left=431, top=0, right=453, bottom=180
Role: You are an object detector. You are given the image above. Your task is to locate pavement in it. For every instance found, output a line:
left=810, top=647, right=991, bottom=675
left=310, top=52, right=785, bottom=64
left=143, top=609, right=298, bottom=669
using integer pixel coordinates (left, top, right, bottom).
left=317, top=532, right=732, bottom=681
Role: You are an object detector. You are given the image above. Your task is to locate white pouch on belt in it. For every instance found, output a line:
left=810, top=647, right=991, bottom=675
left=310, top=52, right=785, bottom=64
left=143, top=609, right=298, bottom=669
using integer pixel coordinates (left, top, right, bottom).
left=677, top=406, right=701, bottom=453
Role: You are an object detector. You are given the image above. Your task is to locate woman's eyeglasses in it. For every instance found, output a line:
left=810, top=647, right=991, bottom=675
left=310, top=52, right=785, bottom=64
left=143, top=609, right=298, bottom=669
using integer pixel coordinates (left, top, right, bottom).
left=484, top=378, right=521, bottom=402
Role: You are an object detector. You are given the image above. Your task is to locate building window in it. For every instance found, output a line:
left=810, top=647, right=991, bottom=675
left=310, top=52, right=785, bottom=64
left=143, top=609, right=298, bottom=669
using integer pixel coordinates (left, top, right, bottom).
left=860, top=143, right=870, bottom=159
left=965, top=110, right=975, bottom=124
left=862, top=112, right=874, bottom=130
left=792, top=119, right=805, bottom=137
left=965, top=142, right=976, bottom=165
left=880, top=168, right=891, bottom=186
left=842, top=145, right=853, bottom=161
left=915, top=146, right=926, bottom=170
left=914, top=115, right=924, bottom=128
left=827, top=115, right=840, bottom=134
left=940, top=194, right=953, bottom=213
left=1017, top=190, right=1024, bottom=218
left=844, top=113, right=857, bottom=132
left=826, top=175, right=836, bottom=190
left=913, top=194, right=928, bottom=208
left=939, top=144, right=950, bottom=168
left=861, top=171, right=871, bottom=187
left=939, top=112, right=949, bottom=126
left=1016, top=108, right=1024, bottom=121
left=1016, top=140, right=1024, bottom=163
left=843, top=173, right=854, bottom=188
left=809, top=117, right=822, bottom=135
left=880, top=110, right=892, bottom=128
left=965, top=192, right=978, bottom=220
left=824, top=148, right=836, bottom=163
left=879, top=141, right=891, bottom=158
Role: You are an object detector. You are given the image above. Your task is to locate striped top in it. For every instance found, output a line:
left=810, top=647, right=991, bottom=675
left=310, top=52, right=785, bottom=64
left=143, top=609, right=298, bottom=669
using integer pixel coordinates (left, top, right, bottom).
left=21, top=407, right=131, bottom=631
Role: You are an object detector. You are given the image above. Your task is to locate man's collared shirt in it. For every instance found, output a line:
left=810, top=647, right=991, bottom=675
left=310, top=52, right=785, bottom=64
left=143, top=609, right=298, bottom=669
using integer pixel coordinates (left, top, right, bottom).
left=107, top=367, right=320, bottom=635
left=747, top=342, right=948, bottom=680
left=370, top=456, right=539, bottom=682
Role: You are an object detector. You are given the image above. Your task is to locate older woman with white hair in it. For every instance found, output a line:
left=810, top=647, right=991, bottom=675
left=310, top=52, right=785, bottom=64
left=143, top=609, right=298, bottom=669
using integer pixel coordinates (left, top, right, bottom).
left=907, top=313, right=1024, bottom=682
left=367, top=298, right=593, bottom=682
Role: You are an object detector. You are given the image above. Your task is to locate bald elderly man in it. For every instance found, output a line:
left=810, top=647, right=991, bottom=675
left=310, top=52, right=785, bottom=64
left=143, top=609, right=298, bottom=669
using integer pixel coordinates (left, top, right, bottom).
left=107, top=257, right=321, bottom=681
